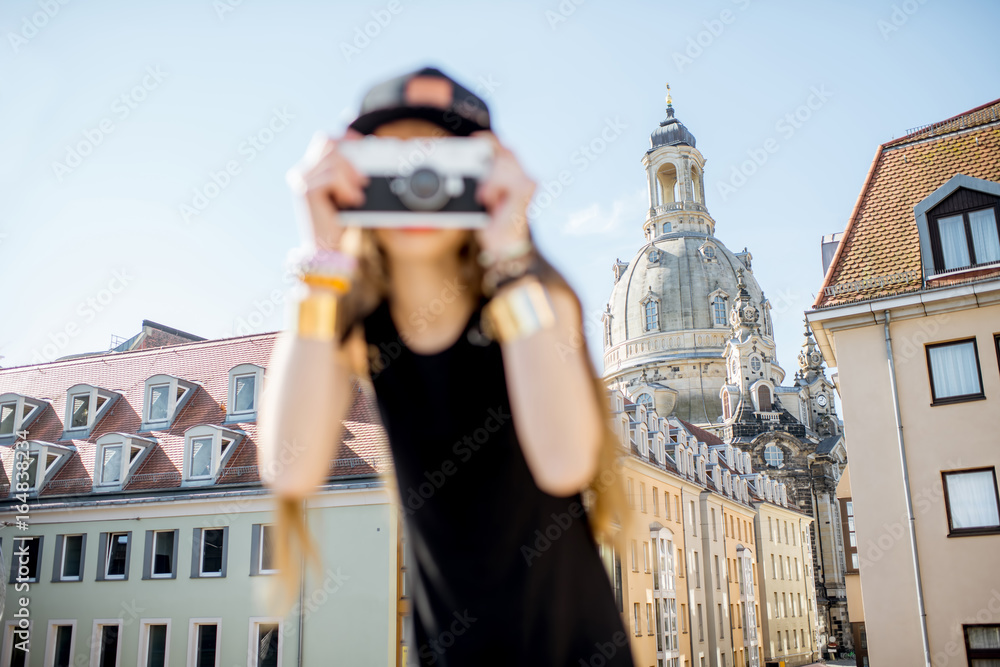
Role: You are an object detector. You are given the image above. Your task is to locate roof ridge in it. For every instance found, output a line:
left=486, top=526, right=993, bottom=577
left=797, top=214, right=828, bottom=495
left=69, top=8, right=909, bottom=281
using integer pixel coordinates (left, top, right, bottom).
left=883, top=97, right=1000, bottom=148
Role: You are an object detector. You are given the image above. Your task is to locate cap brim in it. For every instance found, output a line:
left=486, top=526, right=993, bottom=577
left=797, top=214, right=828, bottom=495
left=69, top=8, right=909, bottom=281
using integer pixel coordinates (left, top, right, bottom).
left=347, top=105, right=487, bottom=137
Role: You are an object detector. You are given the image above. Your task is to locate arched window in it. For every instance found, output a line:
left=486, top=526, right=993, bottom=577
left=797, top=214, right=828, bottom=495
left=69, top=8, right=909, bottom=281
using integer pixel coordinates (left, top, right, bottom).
left=691, top=168, right=703, bottom=203
left=712, top=296, right=728, bottom=326
left=757, top=385, right=772, bottom=411
left=644, top=301, right=658, bottom=331
left=657, top=164, right=679, bottom=204
left=722, top=390, right=731, bottom=420
left=604, top=319, right=612, bottom=349
left=764, top=444, right=783, bottom=468
left=662, top=221, right=671, bottom=234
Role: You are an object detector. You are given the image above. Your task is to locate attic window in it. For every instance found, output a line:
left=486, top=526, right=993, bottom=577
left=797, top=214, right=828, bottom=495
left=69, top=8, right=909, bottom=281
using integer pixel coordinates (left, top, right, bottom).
left=141, top=375, right=196, bottom=430
left=63, top=384, right=118, bottom=439
left=182, top=425, right=243, bottom=485
left=226, top=364, right=265, bottom=422
left=915, top=176, right=1000, bottom=278
left=93, top=433, right=156, bottom=491
left=0, top=393, right=46, bottom=438
left=8, top=441, right=74, bottom=496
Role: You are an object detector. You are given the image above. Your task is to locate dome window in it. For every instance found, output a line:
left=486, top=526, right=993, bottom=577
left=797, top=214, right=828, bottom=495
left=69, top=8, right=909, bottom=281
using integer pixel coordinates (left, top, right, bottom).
left=709, top=289, right=729, bottom=327
left=639, top=288, right=661, bottom=333
left=764, top=444, right=784, bottom=468
left=750, top=356, right=762, bottom=373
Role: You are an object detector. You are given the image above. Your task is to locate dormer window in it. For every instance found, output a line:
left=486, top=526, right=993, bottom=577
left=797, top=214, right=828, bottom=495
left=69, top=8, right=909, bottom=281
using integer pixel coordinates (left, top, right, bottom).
left=226, top=364, right=265, bottom=422
left=0, top=393, right=46, bottom=441
left=182, top=425, right=243, bottom=485
left=62, top=384, right=119, bottom=439
left=640, top=288, right=660, bottom=333
left=7, top=441, right=74, bottom=496
left=93, top=433, right=156, bottom=491
left=915, top=175, right=1000, bottom=278
left=141, top=375, right=197, bottom=431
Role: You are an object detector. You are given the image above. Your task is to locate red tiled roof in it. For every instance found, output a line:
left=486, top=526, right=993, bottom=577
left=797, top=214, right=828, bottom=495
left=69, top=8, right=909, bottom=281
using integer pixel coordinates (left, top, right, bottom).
left=678, top=419, right=724, bottom=446
left=0, top=333, right=390, bottom=497
left=815, top=98, right=1000, bottom=308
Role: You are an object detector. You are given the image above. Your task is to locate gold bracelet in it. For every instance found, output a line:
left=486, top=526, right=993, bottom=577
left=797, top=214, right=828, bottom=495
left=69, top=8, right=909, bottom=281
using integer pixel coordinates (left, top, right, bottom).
left=300, top=272, right=352, bottom=294
left=296, top=290, right=338, bottom=341
left=482, top=277, right=556, bottom=343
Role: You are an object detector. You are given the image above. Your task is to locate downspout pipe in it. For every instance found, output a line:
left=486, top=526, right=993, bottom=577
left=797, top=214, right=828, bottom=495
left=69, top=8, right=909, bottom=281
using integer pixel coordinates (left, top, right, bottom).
left=883, top=310, right=932, bottom=667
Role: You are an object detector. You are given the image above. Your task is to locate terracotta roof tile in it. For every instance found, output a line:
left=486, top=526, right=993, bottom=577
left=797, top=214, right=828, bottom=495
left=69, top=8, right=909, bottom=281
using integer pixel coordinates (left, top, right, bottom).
left=815, top=99, right=1000, bottom=308
left=0, top=333, right=391, bottom=497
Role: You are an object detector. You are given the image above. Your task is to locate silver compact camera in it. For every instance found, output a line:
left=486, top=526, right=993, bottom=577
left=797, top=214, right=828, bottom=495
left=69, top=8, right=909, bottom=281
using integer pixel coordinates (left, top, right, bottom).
left=337, top=136, right=494, bottom=228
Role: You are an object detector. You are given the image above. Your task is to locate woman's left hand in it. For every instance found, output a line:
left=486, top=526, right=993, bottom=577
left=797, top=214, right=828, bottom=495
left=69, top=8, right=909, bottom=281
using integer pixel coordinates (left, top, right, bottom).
left=472, top=130, right=535, bottom=255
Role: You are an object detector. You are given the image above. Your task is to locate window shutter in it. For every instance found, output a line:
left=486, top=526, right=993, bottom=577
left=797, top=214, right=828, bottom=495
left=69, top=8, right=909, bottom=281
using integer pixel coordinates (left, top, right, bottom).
left=96, top=532, right=108, bottom=581
left=220, top=526, right=229, bottom=578
left=142, top=530, right=154, bottom=580
left=51, top=534, right=65, bottom=583
left=191, top=528, right=201, bottom=578
left=249, top=524, right=261, bottom=576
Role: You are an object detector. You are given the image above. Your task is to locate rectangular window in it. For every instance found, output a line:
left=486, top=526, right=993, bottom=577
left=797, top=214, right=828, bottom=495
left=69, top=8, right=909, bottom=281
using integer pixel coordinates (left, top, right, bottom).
left=190, top=437, right=214, bottom=479
left=627, top=478, right=634, bottom=508
left=646, top=603, right=653, bottom=635
left=711, top=508, right=717, bottom=541
left=148, top=384, right=170, bottom=422
left=0, top=401, right=15, bottom=434
left=634, top=603, right=641, bottom=636
left=234, top=374, right=257, bottom=413
left=714, top=555, right=721, bottom=589
left=932, top=205, right=1000, bottom=272
left=52, top=624, right=73, bottom=667
left=105, top=533, right=129, bottom=579
left=653, top=487, right=659, bottom=516
left=100, top=444, right=122, bottom=485
left=693, top=551, right=700, bottom=588
left=665, top=492, right=671, bottom=521
left=943, top=468, right=1000, bottom=535
left=680, top=603, right=687, bottom=633
left=771, top=554, right=776, bottom=579
left=11, top=536, right=42, bottom=582
left=640, top=482, right=647, bottom=512
left=140, top=622, right=168, bottom=667
left=194, top=623, right=218, bottom=667
left=964, top=625, right=1000, bottom=665
left=95, top=623, right=120, bottom=667
left=152, top=531, right=175, bottom=577
left=259, top=525, right=276, bottom=574
left=56, top=534, right=83, bottom=581
left=718, top=604, right=724, bottom=638
left=697, top=604, right=704, bottom=642
left=643, top=541, right=650, bottom=573
left=690, top=501, right=697, bottom=536
left=926, top=339, right=985, bottom=404
left=70, top=394, right=90, bottom=428
left=201, top=529, right=225, bottom=576
left=252, top=622, right=279, bottom=667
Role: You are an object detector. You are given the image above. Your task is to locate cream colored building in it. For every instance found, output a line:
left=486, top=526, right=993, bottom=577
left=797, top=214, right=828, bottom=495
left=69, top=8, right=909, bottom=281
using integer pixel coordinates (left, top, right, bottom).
left=808, top=98, right=1000, bottom=666
left=753, top=499, right=818, bottom=666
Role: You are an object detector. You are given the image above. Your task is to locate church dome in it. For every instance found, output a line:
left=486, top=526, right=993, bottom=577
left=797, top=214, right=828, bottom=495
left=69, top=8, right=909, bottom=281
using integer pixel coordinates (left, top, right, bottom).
left=649, top=105, right=696, bottom=150
left=607, top=235, right=764, bottom=344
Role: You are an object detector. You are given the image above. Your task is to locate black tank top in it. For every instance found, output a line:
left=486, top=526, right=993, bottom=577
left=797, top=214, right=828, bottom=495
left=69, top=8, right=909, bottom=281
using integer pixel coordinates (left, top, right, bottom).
left=356, top=294, right=635, bottom=666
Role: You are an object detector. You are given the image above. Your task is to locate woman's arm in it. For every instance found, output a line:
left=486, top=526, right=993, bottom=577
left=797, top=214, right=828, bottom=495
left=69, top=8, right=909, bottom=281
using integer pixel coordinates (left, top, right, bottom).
left=473, top=133, right=602, bottom=498
left=258, top=132, right=369, bottom=498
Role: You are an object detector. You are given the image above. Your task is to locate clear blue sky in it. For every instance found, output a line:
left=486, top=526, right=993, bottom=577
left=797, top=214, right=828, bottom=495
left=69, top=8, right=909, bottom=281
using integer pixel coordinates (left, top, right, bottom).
left=2, top=0, right=998, bottom=379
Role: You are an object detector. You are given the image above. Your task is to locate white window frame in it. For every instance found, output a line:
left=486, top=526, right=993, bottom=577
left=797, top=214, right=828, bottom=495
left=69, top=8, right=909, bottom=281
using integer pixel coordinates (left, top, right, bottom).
left=141, top=374, right=197, bottom=430
left=709, top=289, right=729, bottom=327
left=640, top=289, right=660, bottom=333
left=913, top=174, right=1000, bottom=279
left=44, top=619, right=77, bottom=667
left=137, top=618, right=171, bottom=667
left=0, top=393, right=46, bottom=439
left=258, top=525, right=277, bottom=575
left=182, top=425, right=242, bottom=485
left=151, top=530, right=176, bottom=579
left=59, top=533, right=85, bottom=581
left=104, top=532, right=130, bottom=580
left=246, top=617, right=283, bottom=667
left=8, top=440, right=73, bottom=497
left=62, top=383, right=118, bottom=437
left=2, top=619, right=32, bottom=666
left=93, top=433, right=156, bottom=492
left=187, top=618, right=222, bottom=667
left=199, top=528, right=226, bottom=577
left=13, top=535, right=42, bottom=582
left=227, top=364, right=265, bottom=421
left=90, top=619, right=124, bottom=667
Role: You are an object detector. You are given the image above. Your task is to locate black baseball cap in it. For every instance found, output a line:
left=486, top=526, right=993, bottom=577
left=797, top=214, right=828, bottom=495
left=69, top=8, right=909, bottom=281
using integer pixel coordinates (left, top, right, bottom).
left=347, top=66, right=491, bottom=136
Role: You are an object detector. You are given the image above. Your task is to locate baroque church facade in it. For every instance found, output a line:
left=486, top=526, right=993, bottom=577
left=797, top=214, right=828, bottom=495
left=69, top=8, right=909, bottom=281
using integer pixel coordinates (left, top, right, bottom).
left=601, top=91, right=853, bottom=654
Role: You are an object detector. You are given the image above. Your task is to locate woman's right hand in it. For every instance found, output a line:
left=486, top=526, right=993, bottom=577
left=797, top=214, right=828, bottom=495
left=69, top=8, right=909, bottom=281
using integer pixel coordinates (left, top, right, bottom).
left=286, top=130, right=369, bottom=251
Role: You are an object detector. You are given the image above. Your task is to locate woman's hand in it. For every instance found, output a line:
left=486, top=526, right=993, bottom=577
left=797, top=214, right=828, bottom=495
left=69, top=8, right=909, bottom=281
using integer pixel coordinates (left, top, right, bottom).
left=472, top=130, right=536, bottom=255
left=286, top=130, right=369, bottom=251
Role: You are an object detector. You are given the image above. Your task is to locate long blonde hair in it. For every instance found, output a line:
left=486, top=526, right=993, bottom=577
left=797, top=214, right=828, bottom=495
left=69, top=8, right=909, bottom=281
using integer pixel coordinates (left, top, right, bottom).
left=266, top=226, right=632, bottom=614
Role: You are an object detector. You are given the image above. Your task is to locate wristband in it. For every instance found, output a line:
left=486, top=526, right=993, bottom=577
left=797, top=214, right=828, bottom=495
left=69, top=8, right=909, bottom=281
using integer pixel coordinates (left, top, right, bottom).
left=296, top=290, right=338, bottom=341
left=482, top=277, right=556, bottom=343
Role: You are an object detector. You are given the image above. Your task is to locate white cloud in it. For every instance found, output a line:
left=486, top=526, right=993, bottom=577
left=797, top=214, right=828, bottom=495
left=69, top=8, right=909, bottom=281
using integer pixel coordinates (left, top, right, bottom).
left=561, top=187, right=647, bottom=236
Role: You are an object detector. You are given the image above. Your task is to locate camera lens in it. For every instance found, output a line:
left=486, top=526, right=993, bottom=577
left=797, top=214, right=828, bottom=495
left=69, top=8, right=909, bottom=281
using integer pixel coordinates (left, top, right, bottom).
left=409, top=168, right=441, bottom=200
